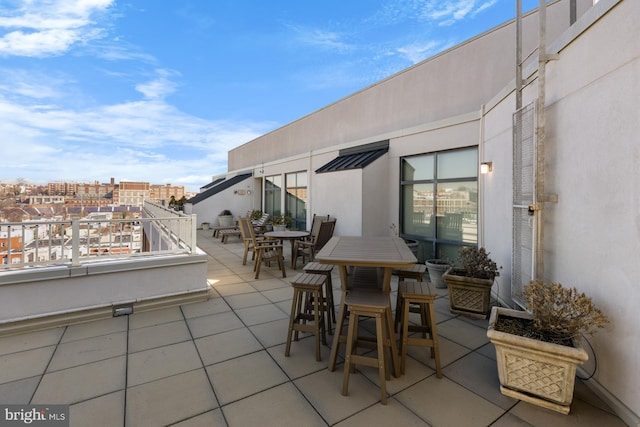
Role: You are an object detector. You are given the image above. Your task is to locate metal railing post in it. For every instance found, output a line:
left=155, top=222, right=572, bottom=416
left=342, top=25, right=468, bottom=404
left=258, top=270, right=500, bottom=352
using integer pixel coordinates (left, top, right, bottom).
left=191, top=214, right=198, bottom=253
left=71, top=218, right=81, bottom=267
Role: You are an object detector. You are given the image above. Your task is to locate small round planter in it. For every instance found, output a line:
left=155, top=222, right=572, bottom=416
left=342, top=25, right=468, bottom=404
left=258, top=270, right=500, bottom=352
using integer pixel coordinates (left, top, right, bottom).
left=425, top=259, right=451, bottom=289
left=218, top=215, right=234, bottom=227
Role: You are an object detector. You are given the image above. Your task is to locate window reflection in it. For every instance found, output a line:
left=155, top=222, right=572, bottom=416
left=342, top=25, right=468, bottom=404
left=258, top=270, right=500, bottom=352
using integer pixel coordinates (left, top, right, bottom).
left=401, top=148, right=478, bottom=261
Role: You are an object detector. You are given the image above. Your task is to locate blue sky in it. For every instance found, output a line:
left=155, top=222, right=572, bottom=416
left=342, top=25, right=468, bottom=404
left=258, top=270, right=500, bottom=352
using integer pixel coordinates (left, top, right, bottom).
left=0, top=0, right=542, bottom=192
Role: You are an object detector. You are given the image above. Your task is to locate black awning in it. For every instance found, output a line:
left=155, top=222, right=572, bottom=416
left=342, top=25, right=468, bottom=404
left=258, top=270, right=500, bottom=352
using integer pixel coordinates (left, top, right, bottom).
left=316, top=140, right=389, bottom=173
left=187, top=173, right=252, bottom=204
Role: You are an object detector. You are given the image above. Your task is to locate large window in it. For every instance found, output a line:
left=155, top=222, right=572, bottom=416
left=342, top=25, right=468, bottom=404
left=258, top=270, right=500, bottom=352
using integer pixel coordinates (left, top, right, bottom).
left=265, top=175, right=282, bottom=218
left=285, top=172, right=307, bottom=231
left=401, top=147, right=478, bottom=261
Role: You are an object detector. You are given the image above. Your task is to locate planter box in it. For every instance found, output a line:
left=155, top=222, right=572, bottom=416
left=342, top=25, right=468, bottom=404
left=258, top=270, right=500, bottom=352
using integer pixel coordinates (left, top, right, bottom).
left=218, top=215, right=234, bottom=227
left=443, top=268, right=493, bottom=319
left=487, top=306, right=588, bottom=414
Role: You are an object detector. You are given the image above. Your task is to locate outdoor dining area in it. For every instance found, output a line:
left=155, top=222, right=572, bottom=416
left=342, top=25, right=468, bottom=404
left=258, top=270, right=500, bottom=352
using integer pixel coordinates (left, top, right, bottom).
left=0, top=226, right=627, bottom=426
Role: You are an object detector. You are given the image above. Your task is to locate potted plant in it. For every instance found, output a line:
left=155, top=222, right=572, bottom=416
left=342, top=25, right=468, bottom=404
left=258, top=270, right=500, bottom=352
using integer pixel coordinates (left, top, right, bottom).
left=250, top=210, right=263, bottom=221
left=269, top=214, right=291, bottom=231
left=217, top=210, right=234, bottom=227
left=487, top=280, right=609, bottom=414
left=390, top=223, right=419, bottom=258
left=442, top=246, right=500, bottom=319
left=425, top=258, right=452, bottom=289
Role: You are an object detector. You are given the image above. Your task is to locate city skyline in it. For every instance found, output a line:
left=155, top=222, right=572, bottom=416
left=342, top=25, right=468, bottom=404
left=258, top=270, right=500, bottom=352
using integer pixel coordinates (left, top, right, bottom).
left=1, top=1, right=543, bottom=191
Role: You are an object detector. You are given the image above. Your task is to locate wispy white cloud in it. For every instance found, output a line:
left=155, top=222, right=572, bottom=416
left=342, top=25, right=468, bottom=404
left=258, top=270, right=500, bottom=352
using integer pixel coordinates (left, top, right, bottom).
left=0, top=70, right=274, bottom=188
left=0, top=0, right=114, bottom=57
left=371, top=0, right=500, bottom=27
left=135, top=69, right=180, bottom=100
left=395, top=40, right=443, bottom=64
left=285, top=23, right=353, bottom=53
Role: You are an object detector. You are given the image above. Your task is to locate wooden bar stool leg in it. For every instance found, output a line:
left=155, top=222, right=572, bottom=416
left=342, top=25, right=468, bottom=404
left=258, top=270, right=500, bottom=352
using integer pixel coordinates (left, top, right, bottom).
left=313, top=289, right=322, bottom=361
left=428, top=302, right=442, bottom=378
left=285, top=288, right=301, bottom=357
left=384, top=304, right=400, bottom=378
left=342, top=311, right=359, bottom=396
left=375, top=313, right=388, bottom=404
left=325, top=274, right=336, bottom=326
left=401, top=296, right=411, bottom=375
left=329, top=291, right=347, bottom=371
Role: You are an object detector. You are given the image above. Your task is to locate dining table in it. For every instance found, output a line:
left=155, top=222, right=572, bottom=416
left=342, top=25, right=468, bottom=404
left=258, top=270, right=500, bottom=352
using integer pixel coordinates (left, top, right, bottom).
left=315, top=236, right=417, bottom=374
left=264, top=230, right=310, bottom=268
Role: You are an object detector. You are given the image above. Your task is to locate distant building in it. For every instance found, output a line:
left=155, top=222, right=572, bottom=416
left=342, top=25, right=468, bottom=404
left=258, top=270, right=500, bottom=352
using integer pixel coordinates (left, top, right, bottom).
left=150, top=184, right=185, bottom=206
left=114, top=181, right=150, bottom=206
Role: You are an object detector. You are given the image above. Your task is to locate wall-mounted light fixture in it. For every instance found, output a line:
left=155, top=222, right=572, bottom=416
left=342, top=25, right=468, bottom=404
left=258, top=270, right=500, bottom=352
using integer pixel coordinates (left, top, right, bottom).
left=480, top=162, right=493, bottom=174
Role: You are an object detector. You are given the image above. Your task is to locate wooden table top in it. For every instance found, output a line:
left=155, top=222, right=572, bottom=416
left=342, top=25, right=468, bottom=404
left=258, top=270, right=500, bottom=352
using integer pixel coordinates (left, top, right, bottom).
left=264, top=230, right=310, bottom=239
left=315, top=236, right=417, bottom=268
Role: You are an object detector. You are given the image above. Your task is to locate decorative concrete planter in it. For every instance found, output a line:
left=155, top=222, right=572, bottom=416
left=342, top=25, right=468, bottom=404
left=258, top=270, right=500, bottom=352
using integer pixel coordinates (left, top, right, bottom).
left=425, top=259, right=451, bottom=289
left=201, top=222, right=210, bottom=230
left=218, top=215, right=234, bottom=227
left=273, top=225, right=287, bottom=232
left=487, top=306, right=588, bottom=414
left=443, top=268, right=493, bottom=319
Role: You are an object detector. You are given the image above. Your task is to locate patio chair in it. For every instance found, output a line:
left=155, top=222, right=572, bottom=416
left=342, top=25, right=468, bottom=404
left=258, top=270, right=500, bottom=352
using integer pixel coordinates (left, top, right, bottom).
left=237, top=215, right=264, bottom=265
left=304, top=214, right=329, bottom=242
left=244, top=216, right=286, bottom=279
left=292, top=219, right=336, bottom=270
left=251, top=212, right=270, bottom=234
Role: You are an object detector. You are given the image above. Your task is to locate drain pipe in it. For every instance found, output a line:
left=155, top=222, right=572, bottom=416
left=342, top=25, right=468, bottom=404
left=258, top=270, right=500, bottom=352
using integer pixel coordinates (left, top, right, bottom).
left=478, top=103, right=486, bottom=248
left=533, top=0, right=558, bottom=280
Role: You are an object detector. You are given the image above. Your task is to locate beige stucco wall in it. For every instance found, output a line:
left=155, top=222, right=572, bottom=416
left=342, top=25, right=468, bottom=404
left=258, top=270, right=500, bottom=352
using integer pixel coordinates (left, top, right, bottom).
left=543, top=0, right=639, bottom=415
left=228, top=0, right=591, bottom=172
left=186, top=176, right=257, bottom=226
left=482, top=0, right=638, bottom=418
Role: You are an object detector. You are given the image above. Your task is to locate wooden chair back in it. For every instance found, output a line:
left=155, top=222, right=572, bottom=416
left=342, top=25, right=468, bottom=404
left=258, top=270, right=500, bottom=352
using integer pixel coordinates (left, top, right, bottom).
left=314, top=219, right=336, bottom=251
left=309, top=214, right=330, bottom=238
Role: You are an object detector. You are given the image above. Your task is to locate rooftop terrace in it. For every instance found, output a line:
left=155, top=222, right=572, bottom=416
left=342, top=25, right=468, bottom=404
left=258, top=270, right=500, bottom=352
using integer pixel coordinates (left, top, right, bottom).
left=0, top=229, right=628, bottom=426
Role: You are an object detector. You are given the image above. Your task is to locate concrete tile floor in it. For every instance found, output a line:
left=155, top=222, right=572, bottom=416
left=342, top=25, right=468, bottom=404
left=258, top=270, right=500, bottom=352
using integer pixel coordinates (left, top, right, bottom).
left=0, top=230, right=628, bottom=426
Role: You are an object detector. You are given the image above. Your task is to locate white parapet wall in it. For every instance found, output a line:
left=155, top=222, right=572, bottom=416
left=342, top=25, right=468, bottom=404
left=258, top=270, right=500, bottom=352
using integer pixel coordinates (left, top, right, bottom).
left=0, top=253, right=210, bottom=335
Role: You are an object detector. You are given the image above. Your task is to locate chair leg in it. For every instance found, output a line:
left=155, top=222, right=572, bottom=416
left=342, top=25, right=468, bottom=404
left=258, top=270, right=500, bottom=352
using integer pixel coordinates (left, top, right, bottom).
left=278, top=250, right=286, bottom=278
left=254, top=250, right=263, bottom=279
left=242, top=244, right=249, bottom=265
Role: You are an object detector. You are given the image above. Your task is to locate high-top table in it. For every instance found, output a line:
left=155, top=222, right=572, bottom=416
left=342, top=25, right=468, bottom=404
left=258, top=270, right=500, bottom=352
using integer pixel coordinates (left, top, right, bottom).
left=264, top=230, right=310, bottom=268
left=315, top=236, right=417, bottom=373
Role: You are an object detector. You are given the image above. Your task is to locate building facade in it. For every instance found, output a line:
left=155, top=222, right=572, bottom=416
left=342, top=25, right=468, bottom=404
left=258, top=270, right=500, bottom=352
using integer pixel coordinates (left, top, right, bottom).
left=189, top=0, right=638, bottom=422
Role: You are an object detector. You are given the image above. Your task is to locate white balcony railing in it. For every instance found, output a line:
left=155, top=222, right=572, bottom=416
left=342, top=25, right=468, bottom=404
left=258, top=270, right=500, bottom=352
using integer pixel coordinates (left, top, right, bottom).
left=0, top=201, right=197, bottom=271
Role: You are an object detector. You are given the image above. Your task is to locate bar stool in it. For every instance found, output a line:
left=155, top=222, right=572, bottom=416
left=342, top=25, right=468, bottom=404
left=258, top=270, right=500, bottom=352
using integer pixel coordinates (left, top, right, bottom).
left=285, top=273, right=328, bottom=361
left=398, top=281, right=442, bottom=377
left=394, top=263, right=427, bottom=331
left=342, top=289, right=396, bottom=405
left=303, top=262, right=335, bottom=332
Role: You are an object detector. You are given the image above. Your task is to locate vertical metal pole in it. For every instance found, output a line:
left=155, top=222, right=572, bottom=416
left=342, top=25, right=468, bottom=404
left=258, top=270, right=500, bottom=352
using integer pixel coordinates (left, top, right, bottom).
left=534, top=0, right=547, bottom=281
left=516, top=0, right=523, bottom=112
